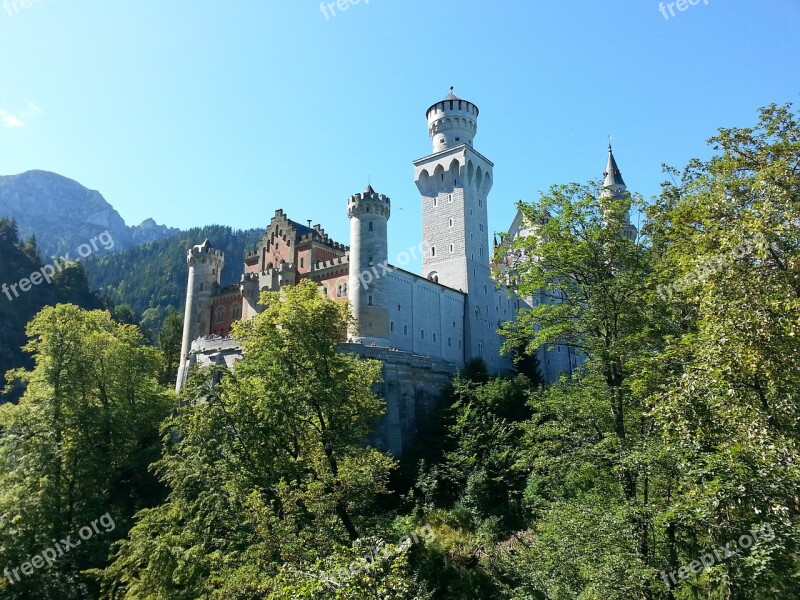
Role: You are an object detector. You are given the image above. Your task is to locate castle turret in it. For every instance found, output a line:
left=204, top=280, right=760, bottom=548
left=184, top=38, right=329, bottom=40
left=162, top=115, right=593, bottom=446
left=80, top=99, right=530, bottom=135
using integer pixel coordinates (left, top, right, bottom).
left=176, top=239, right=225, bottom=391
left=600, top=144, right=637, bottom=242
left=347, top=184, right=391, bottom=344
left=426, top=87, right=479, bottom=152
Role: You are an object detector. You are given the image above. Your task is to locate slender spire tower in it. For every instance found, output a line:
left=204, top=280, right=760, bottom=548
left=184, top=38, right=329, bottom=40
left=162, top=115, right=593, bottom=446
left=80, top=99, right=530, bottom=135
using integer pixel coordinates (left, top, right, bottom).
left=601, top=144, right=637, bottom=242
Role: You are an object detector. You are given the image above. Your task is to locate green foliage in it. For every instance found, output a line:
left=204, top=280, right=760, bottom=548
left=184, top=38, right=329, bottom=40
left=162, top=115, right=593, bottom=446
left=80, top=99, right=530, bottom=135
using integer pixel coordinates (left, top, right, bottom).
left=100, top=280, right=402, bottom=598
left=0, top=305, right=172, bottom=599
left=157, top=307, right=183, bottom=385
left=0, top=231, right=103, bottom=399
left=2, top=103, right=798, bottom=600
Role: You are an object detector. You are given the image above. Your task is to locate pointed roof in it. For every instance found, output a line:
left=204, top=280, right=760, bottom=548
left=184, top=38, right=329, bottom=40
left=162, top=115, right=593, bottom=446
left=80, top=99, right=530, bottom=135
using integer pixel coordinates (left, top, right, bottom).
left=444, top=85, right=460, bottom=101
left=603, top=144, right=626, bottom=189
left=364, top=184, right=376, bottom=194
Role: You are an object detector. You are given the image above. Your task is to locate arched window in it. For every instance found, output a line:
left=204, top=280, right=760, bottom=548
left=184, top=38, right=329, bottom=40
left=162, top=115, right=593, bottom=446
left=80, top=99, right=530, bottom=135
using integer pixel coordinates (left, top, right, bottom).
left=433, top=333, right=437, bottom=343
left=215, top=307, right=225, bottom=324
left=342, top=283, right=347, bottom=296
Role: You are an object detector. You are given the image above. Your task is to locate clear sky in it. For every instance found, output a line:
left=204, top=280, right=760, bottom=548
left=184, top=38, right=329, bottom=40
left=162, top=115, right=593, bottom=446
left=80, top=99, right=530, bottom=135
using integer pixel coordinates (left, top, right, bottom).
left=1, top=0, right=798, bottom=264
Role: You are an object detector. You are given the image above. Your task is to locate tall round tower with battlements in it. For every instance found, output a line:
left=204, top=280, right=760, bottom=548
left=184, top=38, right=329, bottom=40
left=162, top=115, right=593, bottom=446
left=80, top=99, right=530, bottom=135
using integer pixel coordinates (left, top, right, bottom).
left=347, top=184, right=391, bottom=344
left=176, top=239, right=225, bottom=391
left=426, top=87, right=479, bottom=152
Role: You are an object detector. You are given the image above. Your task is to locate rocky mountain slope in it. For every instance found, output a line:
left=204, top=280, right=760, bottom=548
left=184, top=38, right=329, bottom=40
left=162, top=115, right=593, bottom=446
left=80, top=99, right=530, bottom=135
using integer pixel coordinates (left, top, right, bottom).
left=0, top=170, right=179, bottom=258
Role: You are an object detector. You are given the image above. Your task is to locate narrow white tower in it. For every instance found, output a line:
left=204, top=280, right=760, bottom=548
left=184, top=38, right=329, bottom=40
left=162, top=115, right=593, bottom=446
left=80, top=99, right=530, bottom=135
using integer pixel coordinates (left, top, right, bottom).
left=414, top=89, right=495, bottom=362
left=176, top=239, right=224, bottom=391
left=347, top=185, right=391, bottom=345
left=600, top=144, right=638, bottom=242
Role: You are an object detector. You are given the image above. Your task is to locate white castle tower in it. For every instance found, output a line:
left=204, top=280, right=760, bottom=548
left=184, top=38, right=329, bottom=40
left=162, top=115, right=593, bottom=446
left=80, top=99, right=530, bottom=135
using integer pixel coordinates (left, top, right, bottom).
left=414, top=88, right=495, bottom=360
left=600, top=144, right=638, bottom=242
left=347, top=184, right=391, bottom=344
left=176, top=239, right=224, bottom=391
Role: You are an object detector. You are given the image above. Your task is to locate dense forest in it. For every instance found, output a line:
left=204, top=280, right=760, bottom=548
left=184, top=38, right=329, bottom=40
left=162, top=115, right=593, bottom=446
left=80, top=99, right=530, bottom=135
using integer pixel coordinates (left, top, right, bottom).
left=0, top=220, right=103, bottom=399
left=83, top=226, right=262, bottom=338
left=0, top=104, right=798, bottom=599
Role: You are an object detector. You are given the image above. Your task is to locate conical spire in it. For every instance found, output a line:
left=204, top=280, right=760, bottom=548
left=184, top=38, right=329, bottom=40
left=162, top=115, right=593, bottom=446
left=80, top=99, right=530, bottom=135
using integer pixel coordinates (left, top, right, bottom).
left=603, top=144, right=626, bottom=190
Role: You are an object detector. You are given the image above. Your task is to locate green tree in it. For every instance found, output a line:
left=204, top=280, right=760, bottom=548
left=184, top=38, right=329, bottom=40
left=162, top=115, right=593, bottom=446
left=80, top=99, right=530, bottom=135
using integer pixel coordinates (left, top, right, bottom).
left=101, top=280, right=403, bottom=598
left=0, top=216, right=19, bottom=244
left=157, top=307, right=183, bottom=386
left=0, top=304, right=172, bottom=600
left=636, top=102, right=800, bottom=599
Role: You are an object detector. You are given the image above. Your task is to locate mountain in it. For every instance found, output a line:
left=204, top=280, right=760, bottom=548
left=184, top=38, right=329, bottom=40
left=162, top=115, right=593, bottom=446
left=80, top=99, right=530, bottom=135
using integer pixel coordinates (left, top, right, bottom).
left=0, top=170, right=179, bottom=258
left=83, top=225, right=262, bottom=337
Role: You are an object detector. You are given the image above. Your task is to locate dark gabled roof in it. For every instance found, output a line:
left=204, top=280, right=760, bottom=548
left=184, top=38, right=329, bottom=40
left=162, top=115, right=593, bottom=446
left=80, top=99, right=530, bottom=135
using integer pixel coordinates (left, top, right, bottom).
left=288, top=219, right=314, bottom=237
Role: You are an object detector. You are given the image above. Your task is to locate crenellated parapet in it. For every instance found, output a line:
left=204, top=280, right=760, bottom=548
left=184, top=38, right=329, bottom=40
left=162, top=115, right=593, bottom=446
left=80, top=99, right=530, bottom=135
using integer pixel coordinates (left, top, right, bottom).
left=347, top=187, right=391, bottom=220
left=426, top=88, right=479, bottom=152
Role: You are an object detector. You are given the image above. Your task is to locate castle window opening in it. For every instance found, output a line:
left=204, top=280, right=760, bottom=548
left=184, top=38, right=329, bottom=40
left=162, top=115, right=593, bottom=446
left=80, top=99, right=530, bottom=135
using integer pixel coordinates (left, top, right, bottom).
left=433, top=333, right=437, bottom=343
left=390, top=322, right=394, bottom=332
left=421, top=329, right=425, bottom=340
left=369, top=221, right=373, bottom=232
left=215, top=307, right=225, bottom=323
left=404, top=325, right=408, bottom=335
left=368, top=295, right=373, bottom=306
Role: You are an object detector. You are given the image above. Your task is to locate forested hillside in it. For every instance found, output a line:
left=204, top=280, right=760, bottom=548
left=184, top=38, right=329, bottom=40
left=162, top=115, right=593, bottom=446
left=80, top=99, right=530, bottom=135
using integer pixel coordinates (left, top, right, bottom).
left=83, top=225, right=261, bottom=336
left=0, top=218, right=103, bottom=400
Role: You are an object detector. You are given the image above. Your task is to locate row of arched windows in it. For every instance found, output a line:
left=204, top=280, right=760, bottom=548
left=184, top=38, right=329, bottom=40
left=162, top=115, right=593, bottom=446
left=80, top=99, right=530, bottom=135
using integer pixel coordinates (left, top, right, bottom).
left=214, top=305, right=242, bottom=324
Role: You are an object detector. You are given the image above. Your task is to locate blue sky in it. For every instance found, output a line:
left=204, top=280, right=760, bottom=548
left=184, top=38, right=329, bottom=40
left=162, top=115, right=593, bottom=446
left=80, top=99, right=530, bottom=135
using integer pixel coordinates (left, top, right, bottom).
left=1, top=0, right=798, bottom=264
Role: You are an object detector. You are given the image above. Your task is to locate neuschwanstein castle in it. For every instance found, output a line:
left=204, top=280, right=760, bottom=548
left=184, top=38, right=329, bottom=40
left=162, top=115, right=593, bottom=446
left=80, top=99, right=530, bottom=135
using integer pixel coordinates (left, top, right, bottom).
left=175, top=90, right=636, bottom=454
